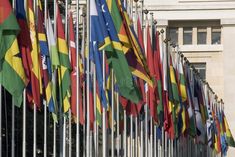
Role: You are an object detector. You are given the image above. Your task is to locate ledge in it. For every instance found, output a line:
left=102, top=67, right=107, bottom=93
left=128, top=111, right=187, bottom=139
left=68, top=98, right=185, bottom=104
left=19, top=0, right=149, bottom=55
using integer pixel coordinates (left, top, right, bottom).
left=178, top=44, right=223, bottom=52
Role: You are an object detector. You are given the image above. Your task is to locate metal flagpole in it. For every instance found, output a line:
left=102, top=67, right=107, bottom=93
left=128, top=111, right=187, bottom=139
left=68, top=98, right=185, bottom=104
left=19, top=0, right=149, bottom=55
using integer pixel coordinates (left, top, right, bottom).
left=53, top=0, right=57, bottom=156
left=93, top=63, right=97, bottom=157
left=154, top=125, right=157, bottom=157
left=91, top=63, right=97, bottom=156
left=33, top=0, right=37, bottom=156
left=81, top=11, right=86, bottom=157
left=143, top=9, right=149, bottom=157
left=140, top=117, right=143, bottom=157
left=111, top=70, right=114, bottom=157
left=0, top=85, right=2, bottom=157
left=11, top=96, right=15, bottom=157
left=135, top=116, right=138, bottom=157
left=86, top=0, right=91, bottom=155
left=130, top=115, right=133, bottom=157
left=62, top=0, right=69, bottom=156
left=69, top=110, right=72, bottom=157
left=116, top=91, right=120, bottom=157
left=75, top=0, right=80, bottom=156
left=44, top=0, right=48, bottom=156
left=22, top=89, right=26, bottom=157
left=124, top=109, right=127, bottom=157
left=11, top=1, right=16, bottom=157
left=102, top=50, right=106, bottom=157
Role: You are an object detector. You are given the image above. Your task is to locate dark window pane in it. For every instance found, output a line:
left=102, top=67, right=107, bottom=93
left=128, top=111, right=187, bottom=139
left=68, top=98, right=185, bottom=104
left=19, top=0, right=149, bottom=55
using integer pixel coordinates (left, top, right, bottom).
left=169, top=27, right=178, bottom=44
left=191, top=63, right=206, bottom=80
left=183, top=27, right=192, bottom=45
left=212, top=27, right=221, bottom=45
left=197, top=27, right=207, bottom=45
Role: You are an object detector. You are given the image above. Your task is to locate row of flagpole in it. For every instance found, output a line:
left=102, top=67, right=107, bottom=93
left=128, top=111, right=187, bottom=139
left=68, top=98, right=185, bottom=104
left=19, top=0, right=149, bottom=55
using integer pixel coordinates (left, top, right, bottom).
left=0, top=0, right=233, bottom=157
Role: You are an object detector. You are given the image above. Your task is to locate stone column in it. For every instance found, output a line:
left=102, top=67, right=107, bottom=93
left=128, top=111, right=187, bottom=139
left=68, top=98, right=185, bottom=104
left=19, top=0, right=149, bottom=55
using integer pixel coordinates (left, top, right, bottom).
left=221, top=18, right=235, bottom=157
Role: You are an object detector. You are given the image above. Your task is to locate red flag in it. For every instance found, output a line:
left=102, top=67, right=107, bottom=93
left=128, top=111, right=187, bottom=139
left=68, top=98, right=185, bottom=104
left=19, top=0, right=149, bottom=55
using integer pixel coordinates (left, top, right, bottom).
left=146, top=25, right=158, bottom=123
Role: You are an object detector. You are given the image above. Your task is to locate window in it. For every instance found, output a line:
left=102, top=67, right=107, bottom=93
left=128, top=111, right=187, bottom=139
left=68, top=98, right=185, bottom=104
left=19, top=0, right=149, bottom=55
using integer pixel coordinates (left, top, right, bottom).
left=183, top=27, right=192, bottom=45
left=169, top=27, right=178, bottom=45
left=211, top=27, right=221, bottom=45
left=190, top=63, right=206, bottom=80
left=197, top=27, right=207, bottom=45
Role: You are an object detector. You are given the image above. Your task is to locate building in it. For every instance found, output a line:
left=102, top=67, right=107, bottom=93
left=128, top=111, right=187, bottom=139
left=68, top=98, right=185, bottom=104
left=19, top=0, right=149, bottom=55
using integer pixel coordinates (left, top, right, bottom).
left=144, top=0, right=235, bottom=156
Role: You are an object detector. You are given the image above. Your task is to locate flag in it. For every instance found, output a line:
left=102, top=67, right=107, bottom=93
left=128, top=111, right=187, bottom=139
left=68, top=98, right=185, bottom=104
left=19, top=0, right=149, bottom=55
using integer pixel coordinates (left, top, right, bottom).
left=223, top=110, right=235, bottom=147
left=46, top=14, right=59, bottom=120
left=37, top=0, right=55, bottom=115
left=146, top=24, right=158, bottom=123
left=114, top=0, right=153, bottom=86
left=185, top=63, right=197, bottom=137
left=56, top=3, right=71, bottom=113
left=27, top=0, right=43, bottom=108
left=153, top=28, right=164, bottom=126
left=16, top=0, right=34, bottom=105
left=95, top=0, right=142, bottom=104
left=0, top=0, right=27, bottom=106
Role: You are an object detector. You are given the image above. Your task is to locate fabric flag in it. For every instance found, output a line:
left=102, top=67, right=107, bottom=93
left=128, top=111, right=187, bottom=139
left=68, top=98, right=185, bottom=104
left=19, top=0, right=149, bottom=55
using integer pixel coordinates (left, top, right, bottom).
left=69, top=12, right=84, bottom=124
left=46, top=14, right=59, bottom=121
left=0, top=0, right=27, bottom=106
left=56, top=3, right=71, bottom=113
left=115, top=0, right=153, bottom=87
left=136, top=15, right=146, bottom=113
left=177, top=56, right=187, bottom=133
left=15, top=0, right=33, bottom=104
left=193, top=78, right=206, bottom=143
left=146, top=24, right=158, bottom=123
left=96, top=0, right=141, bottom=104
left=37, top=0, right=55, bottom=115
left=27, top=0, right=43, bottom=108
left=90, top=0, right=108, bottom=109
left=153, top=29, right=164, bottom=126
left=223, top=110, right=235, bottom=147
left=185, top=63, right=197, bottom=137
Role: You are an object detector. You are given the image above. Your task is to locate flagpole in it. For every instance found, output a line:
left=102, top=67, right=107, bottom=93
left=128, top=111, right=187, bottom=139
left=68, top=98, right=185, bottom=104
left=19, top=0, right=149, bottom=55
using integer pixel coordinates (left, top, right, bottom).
left=116, top=91, right=120, bottom=157
left=135, top=116, right=138, bottom=157
left=102, top=50, right=106, bottom=157
left=86, top=0, right=91, bottom=156
left=22, top=89, right=26, bottom=157
left=130, top=115, right=133, bottom=157
left=75, top=0, right=80, bottom=156
left=10, top=1, right=16, bottom=157
left=62, top=0, right=69, bottom=156
left=53, top=0, right=57, bottom=156
left=0, top=85, right=2, bottom=157
left=111, top=69, right=114, bottom=157
left=81, top=11, right=86, bottom=157
left=43, top=0, right=48, bottom=156
left=140, top=116, right=143, bottom=157
left=143, top=9, right=149, bottom=157
left=154, top=125, right=157, bottom=157
left=93, top=63, right=97, bottom=157
left=33, top=0, right=38, bottom=156
left=124, top=109, right=127, bottom=157
left=11, top=95, right=15, bottom=157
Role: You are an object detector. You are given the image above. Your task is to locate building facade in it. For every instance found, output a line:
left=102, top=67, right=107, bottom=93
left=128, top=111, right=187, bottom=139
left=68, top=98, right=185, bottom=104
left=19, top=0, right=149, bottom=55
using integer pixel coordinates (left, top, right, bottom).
left=144, top=0, right=235, bottom=156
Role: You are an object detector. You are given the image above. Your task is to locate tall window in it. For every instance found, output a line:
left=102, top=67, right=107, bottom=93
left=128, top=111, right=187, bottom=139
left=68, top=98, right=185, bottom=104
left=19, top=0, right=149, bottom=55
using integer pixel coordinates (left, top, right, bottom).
left=211, top=27, right=221, bottom=45
left=183, top=27, right=192, bottom=45
left=197, top=27, right=207, bottom=44
left=191, top=63, right=206, bottom=80
left=169, top=27, right=178, bottom=45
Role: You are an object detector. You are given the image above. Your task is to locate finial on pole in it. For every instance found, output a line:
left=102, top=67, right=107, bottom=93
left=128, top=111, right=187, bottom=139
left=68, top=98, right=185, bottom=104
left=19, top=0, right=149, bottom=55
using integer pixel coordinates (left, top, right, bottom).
left=143, top=9, right=149, bottom=14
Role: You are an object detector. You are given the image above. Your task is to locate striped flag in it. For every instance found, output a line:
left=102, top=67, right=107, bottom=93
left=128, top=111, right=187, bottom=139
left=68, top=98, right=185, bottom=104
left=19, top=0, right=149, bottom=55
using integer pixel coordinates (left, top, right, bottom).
left=0, top=0, right=27, bottom=106
left=56, top=2, right=71, bottom=113
left=27, top=0, right=43, bottom=108
left=37, top=0, right=55, bottom=115
left=46, top=14, right=59, bottom=121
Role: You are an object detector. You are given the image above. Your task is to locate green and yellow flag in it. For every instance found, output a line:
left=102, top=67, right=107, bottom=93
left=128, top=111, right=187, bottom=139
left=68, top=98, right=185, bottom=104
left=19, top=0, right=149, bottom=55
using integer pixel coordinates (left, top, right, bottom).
left=56, top=3, right=71, bottom=113
left=0, top=0, right=27, bottom=107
